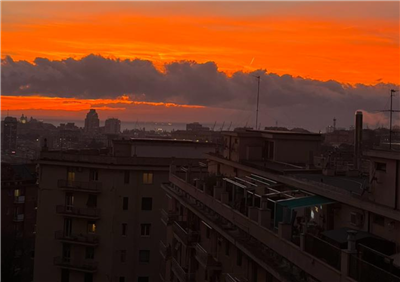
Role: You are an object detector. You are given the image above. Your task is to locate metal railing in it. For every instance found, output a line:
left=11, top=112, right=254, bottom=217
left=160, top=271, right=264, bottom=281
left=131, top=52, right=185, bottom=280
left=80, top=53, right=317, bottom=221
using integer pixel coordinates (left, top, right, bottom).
left=173, top=222, right=199, bottom=246
left=53, top=256, right=98, bottom=272
left=161, top=209, right=179, bottom=225
left=304, top=233, right=341, bottom=271
left=55, top=230, right=99, bottom=245
left=171, top=258, right=194, bottom=282
left=58, top=179, right=102, bottom=192
left=349, top=254, right=400, bottom=282
left=159, top=240, right=170, bottom=259
left=225, top=273, right=248, bottom=282
left=56, top=205, right=100, bottom=219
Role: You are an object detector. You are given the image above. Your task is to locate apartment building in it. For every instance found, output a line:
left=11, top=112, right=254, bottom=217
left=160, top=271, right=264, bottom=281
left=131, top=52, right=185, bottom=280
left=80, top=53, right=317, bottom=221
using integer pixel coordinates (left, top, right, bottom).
left=1, top=162, right=38, bottom=282
left=160, top=129, right=400, bottom=282
left=33, top=139, right=215, bottom=282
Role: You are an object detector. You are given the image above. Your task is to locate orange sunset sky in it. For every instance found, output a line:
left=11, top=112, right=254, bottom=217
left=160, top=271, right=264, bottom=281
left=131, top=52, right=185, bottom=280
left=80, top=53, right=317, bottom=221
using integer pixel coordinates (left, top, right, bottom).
left=1, top=1, right=399, bottom=130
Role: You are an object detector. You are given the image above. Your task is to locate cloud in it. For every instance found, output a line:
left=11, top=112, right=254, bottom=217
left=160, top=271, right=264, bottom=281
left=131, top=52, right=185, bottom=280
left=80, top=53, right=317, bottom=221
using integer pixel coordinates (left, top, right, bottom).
left=2, top=54, right=398, bottom=130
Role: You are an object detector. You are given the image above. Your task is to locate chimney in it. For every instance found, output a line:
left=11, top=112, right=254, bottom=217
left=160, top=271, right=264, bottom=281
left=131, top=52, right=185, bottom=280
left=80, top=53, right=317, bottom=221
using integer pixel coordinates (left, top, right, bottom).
left=354, top=111, right=363, bottom=170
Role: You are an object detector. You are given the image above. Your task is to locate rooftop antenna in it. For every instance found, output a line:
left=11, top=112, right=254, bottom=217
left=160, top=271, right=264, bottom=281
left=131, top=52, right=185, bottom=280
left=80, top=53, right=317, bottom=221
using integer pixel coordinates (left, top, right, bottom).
left=378, top=89, right=399, bottom=150
left=253, top=75, right=261, bottom=129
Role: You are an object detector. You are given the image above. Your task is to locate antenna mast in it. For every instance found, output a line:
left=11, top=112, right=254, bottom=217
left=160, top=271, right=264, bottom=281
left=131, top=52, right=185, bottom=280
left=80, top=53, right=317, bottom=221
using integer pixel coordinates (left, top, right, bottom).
left=378, top=89, right=399, bottom=150
left=255, top=75, right=261, bottom=129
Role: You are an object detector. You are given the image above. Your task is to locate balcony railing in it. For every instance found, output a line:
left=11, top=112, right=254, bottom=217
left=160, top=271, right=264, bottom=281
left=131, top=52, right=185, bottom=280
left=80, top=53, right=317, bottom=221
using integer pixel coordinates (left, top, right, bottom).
left=173, top=221, right=199, bottom=246
left=171, top=258, right=195, bottom=282
left=13, top=214, right=24, bottom=222
left=56, top=205, right=100, bottom=219
left=14, top=196, right=25, bottom=204
left=304, top=233, right=341, bottom=271
left=159, top=240, right=171, bottom=259
left=55, top=230, right=99, bottom=246
left=195, top=243, right=221, bottom=269
left=53, top=256, right=98, bottom=273
left=161, top=209, right=179, bottom=225
left=58, top=179, right=102, bottom=193
left=349, top=254, right=400, bottom=282
left=225, top=274, right=248, bottom=282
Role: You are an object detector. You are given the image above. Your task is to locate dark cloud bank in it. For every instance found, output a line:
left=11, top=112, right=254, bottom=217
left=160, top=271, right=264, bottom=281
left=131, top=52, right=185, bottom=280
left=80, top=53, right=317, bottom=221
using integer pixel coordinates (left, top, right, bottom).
left=2, top=54, right=398, bottom=130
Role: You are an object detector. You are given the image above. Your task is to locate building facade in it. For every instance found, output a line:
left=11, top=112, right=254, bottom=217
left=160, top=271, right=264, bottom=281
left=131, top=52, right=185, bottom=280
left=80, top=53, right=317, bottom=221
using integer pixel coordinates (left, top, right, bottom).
left=2, top=116, right=18, bottom=153
left=84, top=110, right=100, bottom=134
left=105, top=118, right=121, bottom=135
left=159, top=129, right=400, bottom=282
left=33, top=139, right=215, bottom=282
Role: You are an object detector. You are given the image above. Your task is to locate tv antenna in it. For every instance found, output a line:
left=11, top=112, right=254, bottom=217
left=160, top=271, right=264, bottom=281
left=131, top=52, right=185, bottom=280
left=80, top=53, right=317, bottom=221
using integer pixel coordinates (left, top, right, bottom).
left=253, top=75, right=261, bottom=129
left=377, top=89, right=399, bottom=149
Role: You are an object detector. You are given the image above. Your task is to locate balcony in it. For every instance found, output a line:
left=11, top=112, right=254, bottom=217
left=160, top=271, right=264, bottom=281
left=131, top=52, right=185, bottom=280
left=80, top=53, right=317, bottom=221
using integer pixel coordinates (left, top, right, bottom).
left=55, top=230, right=99, bottom=246
left=194, top=243, right=221, bottom=269
left=225, top=274, right=248, bottom=282
left=173, top=221, right=199, bottom=246
left=171, top=258, right=195, bottom=282
left=13, top=214, right=24, bottom=222
left=14, top=196, right=25, bottom=204
left=58, top=179, right=102, bottom=193
left=160, top=240, right=171, bottom=259
left=56, top=205, right=100, bottom=220
left=161, top=209, right=179, bottom=225
left=53, top=256, right=98, bottom=273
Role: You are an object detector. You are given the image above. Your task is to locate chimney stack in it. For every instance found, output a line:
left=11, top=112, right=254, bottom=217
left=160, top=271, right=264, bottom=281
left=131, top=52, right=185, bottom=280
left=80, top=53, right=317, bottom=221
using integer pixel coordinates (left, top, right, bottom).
left=354, top=111, right=363, bottom=170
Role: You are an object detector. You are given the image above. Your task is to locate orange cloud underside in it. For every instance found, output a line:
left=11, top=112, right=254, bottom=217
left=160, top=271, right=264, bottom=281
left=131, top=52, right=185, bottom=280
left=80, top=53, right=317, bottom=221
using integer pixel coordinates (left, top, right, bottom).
left=1, top=96, right=205, bottom=112
left=2, top=12, right=399, bottom=85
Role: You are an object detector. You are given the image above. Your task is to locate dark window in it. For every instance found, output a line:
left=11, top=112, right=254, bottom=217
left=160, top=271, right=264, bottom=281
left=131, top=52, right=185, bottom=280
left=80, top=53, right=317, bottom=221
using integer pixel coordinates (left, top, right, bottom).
left=139, top=250, right=150, bottom=263
left=120, top=250, right=126, bottom=262
left=206, top=227, right=211, bottom=239
left=119, top=278, right=125, bottom=282
left=65, top=193, right=74, bottom=210
left=61, top=269, right=69, bottom=282
left=140, top=224, right=151, bottom=236
left=237, top=250, right=242, bottom=266
left=122, top=223, right=127, bottom=236
left=123, top=197, right=129, bottom=210
left=84, top=273, right=93, bottom=282
left=124, top=171, right=130, bottom=184
left=373, top=214, right=385, bottom=226
left=62, top=244, right=71, bottom=259
left=376, top=162, right=386, bottom=172
left=89, top=169, right=99, bottom=181
left=225, top=241, right=230, bottom=256
left=141, top=198, right=152, bottom=211
left=64, top=218, right=72, bottom=237
left=138, top=277, right=149, bottom=282
left=85, top=247, right=95, bottom=259
left=87, top=195, right=97, bottom=208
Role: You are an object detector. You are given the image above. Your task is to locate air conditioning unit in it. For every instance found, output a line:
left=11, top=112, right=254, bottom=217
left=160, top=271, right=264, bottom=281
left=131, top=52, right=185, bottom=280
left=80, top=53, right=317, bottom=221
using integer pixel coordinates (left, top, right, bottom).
left=350, top=212, right=364, bottom=227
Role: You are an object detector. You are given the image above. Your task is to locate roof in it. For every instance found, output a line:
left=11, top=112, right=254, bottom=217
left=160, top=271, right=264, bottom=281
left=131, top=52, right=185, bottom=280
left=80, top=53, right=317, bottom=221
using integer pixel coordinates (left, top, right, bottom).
left=113, top=138, right=215, bottom=146
left=277, top=195, right=335, bottom=209
left=365, top=150, right=400, bottom=161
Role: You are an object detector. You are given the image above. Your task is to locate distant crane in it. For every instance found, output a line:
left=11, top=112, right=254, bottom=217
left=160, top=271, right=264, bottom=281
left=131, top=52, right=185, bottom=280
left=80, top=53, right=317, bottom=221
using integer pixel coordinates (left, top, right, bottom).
left=378, top=89, right=399, bottom=149
left=211, top=121, right=217, bottom=131
left=227, top=121, right=232, bottom=131
left=253, top=75, right=261, bottom=129
left=220, top=121, right=225, bottom=131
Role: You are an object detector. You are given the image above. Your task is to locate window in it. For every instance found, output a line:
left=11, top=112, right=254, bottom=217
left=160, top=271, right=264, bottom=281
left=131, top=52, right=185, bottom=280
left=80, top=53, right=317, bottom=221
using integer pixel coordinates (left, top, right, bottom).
left=65, top=193, right=74, bottom=211
left=87, top=195, right=97, bottom=208
left=373, top=214, right=385, bottom=227
left=61, top=269, right=69, bottom=282
left=124, top=170, right=130, bottom=184
left=139, top=250, right=150, bottom=263
left=225, top=241, right=230, bottom=256
left=141, top=198, right=152, bottom=211
left=122, top=223, right=127, bottom=236
left=87, top=221, right=96, bottom=233
left=84, top=273, right=93, bottom=282
left=119, top=278, right=125, bottom=282
left=123, top=197, right=129, bottom=210
left=62, top=244, right=71, bottom=260
left=138, top=277, right=149, bottom=282
left=237, top=250, right=242, bottom=266
left=143, top=173, right=153, bottom=184
left=14, top=189, right=20, bottom=197
left=120, top=250, right=126, bottom=262
left=140, top=224, right=151, bottom=236
left=67, top=167, right=75, bottom=182
left=89, top=169, right=99, bottom=181
left=376, top=162, right=386, bottom=172
left=64, top=219, right=72, bottom=237
left=86, top=247, right=95, bottom=259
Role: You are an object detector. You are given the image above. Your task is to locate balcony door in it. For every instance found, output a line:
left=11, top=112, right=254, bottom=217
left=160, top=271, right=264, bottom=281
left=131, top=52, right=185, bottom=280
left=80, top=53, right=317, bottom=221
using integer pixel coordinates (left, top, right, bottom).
left=65, top=193, right=74, bottom=211
left=64, top=218, right=72, bottom=237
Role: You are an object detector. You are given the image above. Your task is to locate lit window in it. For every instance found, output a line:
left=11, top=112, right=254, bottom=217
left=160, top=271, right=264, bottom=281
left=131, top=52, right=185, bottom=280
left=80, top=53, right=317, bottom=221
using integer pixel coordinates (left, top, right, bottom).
left=87, top=221, right=96, bottom=233
left=14, top=189, right=20, bottom=197
left=143, top=173, right=153, bottom=184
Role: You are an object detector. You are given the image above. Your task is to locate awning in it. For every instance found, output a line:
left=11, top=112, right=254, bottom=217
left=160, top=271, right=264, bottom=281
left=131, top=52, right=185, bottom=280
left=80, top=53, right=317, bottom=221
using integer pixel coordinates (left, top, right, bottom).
left=274, top=195, right=335, bottom=227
